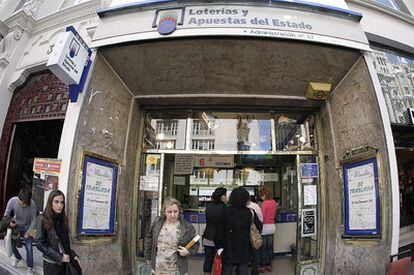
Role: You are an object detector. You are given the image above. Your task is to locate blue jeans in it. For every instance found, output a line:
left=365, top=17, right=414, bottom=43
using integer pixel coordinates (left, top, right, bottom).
left=251, top=248, right=260, bottom=275
left=12, top=229, right=33, bottom=269
left=223, top=263, right=248, bottom=275
left=259, top=234, right=274, bottom=267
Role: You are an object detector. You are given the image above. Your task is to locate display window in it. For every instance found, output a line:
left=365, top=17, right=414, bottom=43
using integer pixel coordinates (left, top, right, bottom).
left=137, top=110, right=321, bottom=273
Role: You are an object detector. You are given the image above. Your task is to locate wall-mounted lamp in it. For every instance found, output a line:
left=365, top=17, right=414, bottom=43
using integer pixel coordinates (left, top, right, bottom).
left=306, top=82, right=332, bottom=100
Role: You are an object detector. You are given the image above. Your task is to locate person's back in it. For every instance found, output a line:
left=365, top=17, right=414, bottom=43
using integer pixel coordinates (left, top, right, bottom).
left=204, top=201, right=226, bottom=242
left=221, top=206, right=251, bottom=264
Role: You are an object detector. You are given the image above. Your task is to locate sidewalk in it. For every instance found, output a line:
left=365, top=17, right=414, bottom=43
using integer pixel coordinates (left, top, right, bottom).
left=0, top=239, right=43, bottom=275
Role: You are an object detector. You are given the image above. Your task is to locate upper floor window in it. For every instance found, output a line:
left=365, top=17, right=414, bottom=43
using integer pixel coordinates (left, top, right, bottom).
left=60, top=0, right=90, bottom=9
left=14, top=0, right=27, bottom=12
left=372, top=0, right=411, bottom=14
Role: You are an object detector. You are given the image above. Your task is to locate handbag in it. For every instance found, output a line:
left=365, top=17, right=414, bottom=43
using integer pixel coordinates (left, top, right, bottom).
left=250, top=210, right=263, bottom=250
left=4, top=228, right=12, bottom=257
left=212, top=252, right=222, bottom=275
left=66, top=257, right=82, bottom=275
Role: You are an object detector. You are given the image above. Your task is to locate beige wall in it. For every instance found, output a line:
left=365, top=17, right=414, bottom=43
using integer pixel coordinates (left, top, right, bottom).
left=320, top=57, right=391, bottom=274
left=66, top=53, right=140, bottom=274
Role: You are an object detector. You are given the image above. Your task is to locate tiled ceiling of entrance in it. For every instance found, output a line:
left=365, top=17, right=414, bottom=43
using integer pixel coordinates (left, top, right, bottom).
left=101, top=38, right=360, bottom=107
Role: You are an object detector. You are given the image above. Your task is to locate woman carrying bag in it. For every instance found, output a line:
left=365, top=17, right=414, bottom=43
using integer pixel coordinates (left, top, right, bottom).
left=36, top=189, right=82, bottom=274
left=144, top=197, right=199, bottom=275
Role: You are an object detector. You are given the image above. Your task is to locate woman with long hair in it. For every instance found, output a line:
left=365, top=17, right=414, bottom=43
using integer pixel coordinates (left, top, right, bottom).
left=36, top=189, right=81, bottom=274
left=202, top=187, right=227, bottom=274
left=258, top=187, right=277, bottom=273
left=144, top=197, right=199, bottom=275
left=216, top=187, right=259, bottom=275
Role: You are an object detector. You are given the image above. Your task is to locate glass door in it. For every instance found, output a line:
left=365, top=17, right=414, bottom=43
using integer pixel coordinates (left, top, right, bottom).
left=296, top=155, right=321, bottom=274
left=137, top=153, right=164, bottom=256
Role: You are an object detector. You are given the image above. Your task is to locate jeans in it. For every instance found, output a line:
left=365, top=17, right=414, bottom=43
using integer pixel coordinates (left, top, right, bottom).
left=251, top=249, right=260, bottom=275
left=223, top=263, right=248, bottom=275
left=259, top=235, right=274, bottom=267
left=43, top=261, right=66, bottom=275
left=203, top=245, right=216, bottom=272
left=12, top=229, right=33, bottom=268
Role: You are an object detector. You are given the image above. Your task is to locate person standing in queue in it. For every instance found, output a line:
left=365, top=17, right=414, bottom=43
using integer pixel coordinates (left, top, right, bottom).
left=247, top=195, right=263, bottom=275
left=144, top=197, right=199, bottom=275
left=216, top=187, right=260, bottom=275
left=202, top=187, right=227, bottom=275
left=259, top=187, right=277, bottom=273
left=36, top=189, right=81, bottom=274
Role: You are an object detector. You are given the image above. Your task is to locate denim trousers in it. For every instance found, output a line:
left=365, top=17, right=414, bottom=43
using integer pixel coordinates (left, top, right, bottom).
left=12, top=229, right=33, bottom=268
left=259, top=234, right=274, bottom=267
left=251, top=248, right=260, bottom=275
left=222, top=263, right=248, bottom=275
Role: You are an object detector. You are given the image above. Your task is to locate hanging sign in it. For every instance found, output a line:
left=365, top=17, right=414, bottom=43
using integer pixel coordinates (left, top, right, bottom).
left=343, top=157, right=380, bottom=236
left=78, top=155, right=118, bottom=235
left=47, top=26, right=92, bottom=102
left=302, top=208, right=317, bottom=237
left=194, top=155, right=234, bottom=168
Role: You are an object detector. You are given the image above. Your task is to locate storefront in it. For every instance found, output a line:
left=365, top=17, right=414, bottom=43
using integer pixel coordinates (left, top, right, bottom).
left=51, top=1, right=394, bottom=274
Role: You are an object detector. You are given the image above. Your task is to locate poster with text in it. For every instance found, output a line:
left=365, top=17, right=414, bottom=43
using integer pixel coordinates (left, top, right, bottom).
left=343, top=158, right=380, bottom=236
left=78, top=155, right=118, bottom=235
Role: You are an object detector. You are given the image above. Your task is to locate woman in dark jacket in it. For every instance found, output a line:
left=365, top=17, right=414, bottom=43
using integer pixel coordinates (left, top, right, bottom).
left=203, top=187, right=227, bottom=274
left=216, top=187, right=261, bottom=275
left=36, top=189, right=80, bottom=274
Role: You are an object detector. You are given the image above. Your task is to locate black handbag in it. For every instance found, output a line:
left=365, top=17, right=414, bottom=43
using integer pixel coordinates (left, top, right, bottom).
left=66, top=257, right=82, bottom=275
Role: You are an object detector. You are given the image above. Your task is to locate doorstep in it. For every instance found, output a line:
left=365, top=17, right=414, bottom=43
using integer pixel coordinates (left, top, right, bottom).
left=0, top=240, right=43, bottom=275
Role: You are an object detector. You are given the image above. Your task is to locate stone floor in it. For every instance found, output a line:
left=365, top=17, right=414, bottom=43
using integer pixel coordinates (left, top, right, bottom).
left=0, top=240, right=413, bottom=275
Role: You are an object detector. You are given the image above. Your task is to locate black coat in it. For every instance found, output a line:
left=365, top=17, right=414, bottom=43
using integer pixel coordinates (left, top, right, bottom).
left=36, top=215, right=77, bottom=264
left=216, top=207, right=253, bottom=264
left=203, top=202, right=226, bottom=243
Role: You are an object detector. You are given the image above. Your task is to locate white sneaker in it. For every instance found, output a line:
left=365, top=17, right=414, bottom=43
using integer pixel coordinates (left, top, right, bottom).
left=27, top=267, right=33, bottom=275
left=10, top=257, right=20, bottom=267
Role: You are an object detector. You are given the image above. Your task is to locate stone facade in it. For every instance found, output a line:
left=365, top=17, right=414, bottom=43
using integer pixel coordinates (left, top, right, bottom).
left=320, top=57, right=391, bottom=274
left=66, top=54, right=139, bottom=274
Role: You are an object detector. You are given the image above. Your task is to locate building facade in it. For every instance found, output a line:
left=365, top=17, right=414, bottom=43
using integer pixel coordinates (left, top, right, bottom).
left=0, top=0, right=413, bottom=274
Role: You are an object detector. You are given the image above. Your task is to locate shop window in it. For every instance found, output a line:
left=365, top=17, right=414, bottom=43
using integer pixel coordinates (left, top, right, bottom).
left=372, top=0, right=411, bottom=14
left=397, top=149, right=414, bottom=227
left=371, top=46, right=414, bottom=125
